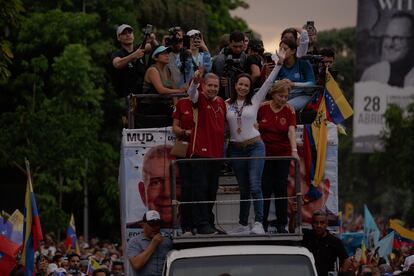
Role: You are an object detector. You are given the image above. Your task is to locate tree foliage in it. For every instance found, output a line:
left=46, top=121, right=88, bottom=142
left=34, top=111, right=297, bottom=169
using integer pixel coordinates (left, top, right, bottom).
left=0, top=0, right=250, bottom=239
left=0, top=0, right=24, bottom=82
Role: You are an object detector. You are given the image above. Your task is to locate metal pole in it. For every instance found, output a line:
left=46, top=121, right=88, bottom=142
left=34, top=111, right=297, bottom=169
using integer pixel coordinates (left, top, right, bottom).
left=170, top=160, right=178, bottom=235
left=294, top=158, right=302, bottom=234
left=83, top=159, right=89, bottom=242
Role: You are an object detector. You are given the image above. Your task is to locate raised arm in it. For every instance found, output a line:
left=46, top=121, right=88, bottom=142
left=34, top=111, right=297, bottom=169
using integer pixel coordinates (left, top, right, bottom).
left=128, top=234, right=163, bottom=271
left=112, top=49, right=145, bottom=69
left=252, top=62, right=281, bottom=104
left=188, top=69, right=204, bottom=103
left=296, top=28, right=309, bottom=58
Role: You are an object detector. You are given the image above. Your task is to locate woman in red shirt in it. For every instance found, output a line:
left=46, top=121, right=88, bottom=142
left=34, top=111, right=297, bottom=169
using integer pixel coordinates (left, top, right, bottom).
left=257, top=80, right=299, bottom=233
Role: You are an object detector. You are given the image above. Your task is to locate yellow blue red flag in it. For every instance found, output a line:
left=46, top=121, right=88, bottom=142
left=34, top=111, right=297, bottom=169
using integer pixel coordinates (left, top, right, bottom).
left=20, top=177, right=43, bottom=275
left=64, top=214, right=80, bottom=254
left=324, top=69, right=353, bottom=124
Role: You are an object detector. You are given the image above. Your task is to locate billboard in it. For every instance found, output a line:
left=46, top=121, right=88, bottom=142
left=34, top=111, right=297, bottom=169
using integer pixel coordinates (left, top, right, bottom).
left=353, top=0, right=414, bottom=152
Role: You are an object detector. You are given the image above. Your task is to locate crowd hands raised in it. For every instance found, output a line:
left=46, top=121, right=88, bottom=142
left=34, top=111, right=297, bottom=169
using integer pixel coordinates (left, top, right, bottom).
left=10, top=233, right=125, bottom=276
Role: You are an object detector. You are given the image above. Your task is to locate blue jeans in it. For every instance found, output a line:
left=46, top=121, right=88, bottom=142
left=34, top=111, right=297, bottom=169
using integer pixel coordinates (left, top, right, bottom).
left=288, top=89, right=313, bottom=111
left=228, top=140, right=265, bottom=225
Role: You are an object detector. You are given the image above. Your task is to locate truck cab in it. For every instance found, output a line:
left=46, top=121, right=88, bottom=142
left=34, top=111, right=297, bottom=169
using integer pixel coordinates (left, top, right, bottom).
left=163, top=244, right=317, bottom=276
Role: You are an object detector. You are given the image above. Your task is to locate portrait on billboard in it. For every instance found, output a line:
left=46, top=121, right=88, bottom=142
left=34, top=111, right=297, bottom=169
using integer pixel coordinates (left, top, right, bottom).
left=353, top=0, right=414, bottom=153
left=360, top=12, right=414, bottom=87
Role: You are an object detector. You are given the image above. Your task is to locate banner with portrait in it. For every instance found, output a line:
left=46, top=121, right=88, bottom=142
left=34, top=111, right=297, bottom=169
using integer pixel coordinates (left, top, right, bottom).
left=119, top=127, right=177, bottom=238
left=353, top=0, right=414, bottom=152
left=289, top=124, right=339, bottom=226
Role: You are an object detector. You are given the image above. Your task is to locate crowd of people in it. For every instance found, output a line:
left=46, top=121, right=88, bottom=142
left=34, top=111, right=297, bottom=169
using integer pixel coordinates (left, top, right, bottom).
left=9, top=233, right=124, bottom=276
left=109, top=21, right=411, bottom=276
left=111, top=21, right=340, bottom=275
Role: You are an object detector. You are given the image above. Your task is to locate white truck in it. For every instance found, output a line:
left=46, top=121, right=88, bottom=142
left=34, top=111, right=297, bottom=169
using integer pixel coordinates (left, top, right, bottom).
left=163, top=244, right=317, bottom=276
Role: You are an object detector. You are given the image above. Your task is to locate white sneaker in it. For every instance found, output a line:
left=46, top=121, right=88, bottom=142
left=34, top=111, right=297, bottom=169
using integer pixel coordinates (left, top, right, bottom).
left=181, top=231, right=193, bottom=237
left=228, top=224, right=250, bottom=235
left=251, top=222, right=265, bottom=234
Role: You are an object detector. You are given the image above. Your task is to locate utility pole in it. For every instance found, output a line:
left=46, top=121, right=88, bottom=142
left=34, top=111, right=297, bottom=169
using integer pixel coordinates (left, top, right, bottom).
left=83, top=158, right=89, bottom=242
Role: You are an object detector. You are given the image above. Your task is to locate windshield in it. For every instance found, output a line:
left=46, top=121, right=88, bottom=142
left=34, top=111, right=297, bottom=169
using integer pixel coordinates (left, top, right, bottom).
left=169, top=254, right=315, bottom=276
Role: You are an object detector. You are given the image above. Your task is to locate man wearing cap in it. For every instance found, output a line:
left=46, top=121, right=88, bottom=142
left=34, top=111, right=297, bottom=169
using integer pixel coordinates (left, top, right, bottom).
left=127, top=210, right=172, bottom=276
left=111, top=24, right=147, bottom=98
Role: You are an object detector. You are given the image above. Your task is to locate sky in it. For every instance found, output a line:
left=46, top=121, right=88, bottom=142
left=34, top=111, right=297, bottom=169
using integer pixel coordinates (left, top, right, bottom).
left=232, top=0, right=358, bottom=52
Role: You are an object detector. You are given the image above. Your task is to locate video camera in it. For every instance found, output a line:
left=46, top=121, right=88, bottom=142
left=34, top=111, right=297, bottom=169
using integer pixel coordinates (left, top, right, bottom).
left=301, top=54, right=338, bottom=84
left=165, top=26, right=183, bottom=47
left=139, top=24, right=153, bottom=50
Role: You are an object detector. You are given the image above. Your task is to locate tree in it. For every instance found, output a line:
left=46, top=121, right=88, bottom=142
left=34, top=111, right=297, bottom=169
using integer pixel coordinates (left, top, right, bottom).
left=372, top=104, right=414, bottom=224
left=0, top=0, right=24, bottom=82
left=0, top=0, right=252, bottom=239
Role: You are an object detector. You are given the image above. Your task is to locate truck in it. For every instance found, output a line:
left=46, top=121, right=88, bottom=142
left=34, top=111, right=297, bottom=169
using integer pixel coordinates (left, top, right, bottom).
left=163, top=244, right=317, bottom=276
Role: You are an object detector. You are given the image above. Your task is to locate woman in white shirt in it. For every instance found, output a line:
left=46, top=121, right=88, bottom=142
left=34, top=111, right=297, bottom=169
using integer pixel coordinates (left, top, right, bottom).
left=226, top=63, right=280, bottom=235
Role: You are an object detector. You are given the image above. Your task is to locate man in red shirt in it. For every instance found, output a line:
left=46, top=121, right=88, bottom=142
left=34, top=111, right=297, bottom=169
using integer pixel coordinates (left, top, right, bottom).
left=187, top=71, right=226, bottom=235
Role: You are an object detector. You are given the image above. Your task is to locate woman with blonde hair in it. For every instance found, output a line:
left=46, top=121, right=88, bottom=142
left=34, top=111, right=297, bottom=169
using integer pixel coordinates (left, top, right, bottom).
left=257, top=80, right=299, bottom=233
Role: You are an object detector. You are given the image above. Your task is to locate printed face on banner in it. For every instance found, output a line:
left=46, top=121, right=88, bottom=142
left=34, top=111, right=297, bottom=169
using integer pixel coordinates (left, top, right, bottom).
left=286, top=125, right=338, bottom=225
left=138, top=145, right=181, bottom=226
left=381, top=17, right=414, bottom=63
left=354, top=1, right=414, bottom=152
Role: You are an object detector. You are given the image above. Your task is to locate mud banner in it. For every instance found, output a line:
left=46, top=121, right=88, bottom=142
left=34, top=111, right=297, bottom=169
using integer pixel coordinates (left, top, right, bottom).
left=354, top=0, right=414, bottom=152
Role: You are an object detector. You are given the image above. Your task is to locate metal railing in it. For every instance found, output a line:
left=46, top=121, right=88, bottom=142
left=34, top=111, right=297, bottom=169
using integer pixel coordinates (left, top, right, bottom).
left=169, top=155, right=302, bottom=238
left=126, top=92, right=187, bottom=129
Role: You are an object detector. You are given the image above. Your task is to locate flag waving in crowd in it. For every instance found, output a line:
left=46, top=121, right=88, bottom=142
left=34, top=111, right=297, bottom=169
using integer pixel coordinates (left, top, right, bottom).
left=20, top=159, right=43, bottom=275
left=64, top=213, right=80, bottom=254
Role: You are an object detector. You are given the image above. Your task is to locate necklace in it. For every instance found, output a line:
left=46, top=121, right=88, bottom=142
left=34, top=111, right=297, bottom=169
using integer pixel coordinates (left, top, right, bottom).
left=234, top=100, right=245, bottom=134
left=207, top=100, right=222, bottom=118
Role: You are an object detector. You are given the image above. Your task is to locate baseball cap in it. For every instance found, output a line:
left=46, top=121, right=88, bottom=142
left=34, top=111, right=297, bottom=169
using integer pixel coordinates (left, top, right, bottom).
left=151, top=46, right=171, bottom=58
left=53, top=268, right=67, bottom=276
left=47, top=263, right=58, bottom=275
left=187, top=29, right=201, bottom=37
left=116, top=24, right=133, bottom=37
left=142, top=210, right=162, bottom=224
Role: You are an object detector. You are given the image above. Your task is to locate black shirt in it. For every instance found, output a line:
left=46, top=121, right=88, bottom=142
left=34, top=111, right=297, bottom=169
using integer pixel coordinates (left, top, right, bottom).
left=111, top=46, right=147, bottom=97
left=302, top=229, right=349, bottom=276
left=244, top=54, right=263, bottom=90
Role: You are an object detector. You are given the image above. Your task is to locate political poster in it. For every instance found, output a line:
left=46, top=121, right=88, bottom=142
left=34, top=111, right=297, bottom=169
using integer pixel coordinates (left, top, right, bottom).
left=353, top=0, right=414, bottom=152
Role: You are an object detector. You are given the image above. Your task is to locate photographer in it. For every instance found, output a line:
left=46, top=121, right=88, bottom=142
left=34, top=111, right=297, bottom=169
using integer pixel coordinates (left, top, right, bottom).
left=111, top=24, right=149, bottom=98
left=176, top=29, right=212, bottom=87
left=164, top=26, right=184, bottom=87
left=303, top=21, right=319, bottom=55
left=213, top=30, right=247, bottom=99
left=245, top=39, right=265, bottom=90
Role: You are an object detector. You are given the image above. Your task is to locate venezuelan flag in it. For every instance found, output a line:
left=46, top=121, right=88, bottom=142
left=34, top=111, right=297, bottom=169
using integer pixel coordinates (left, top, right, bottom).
left=20, top=178, right=43, bottom=275
left=389, top=219, right=414, bottom=249
left=64, top=214, right=80, bottom=254
left=324, top=69, right=353, bottom=124
left=311, top=94, right=328, bottom=186
left=87, top=257, right=101, bottom=275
